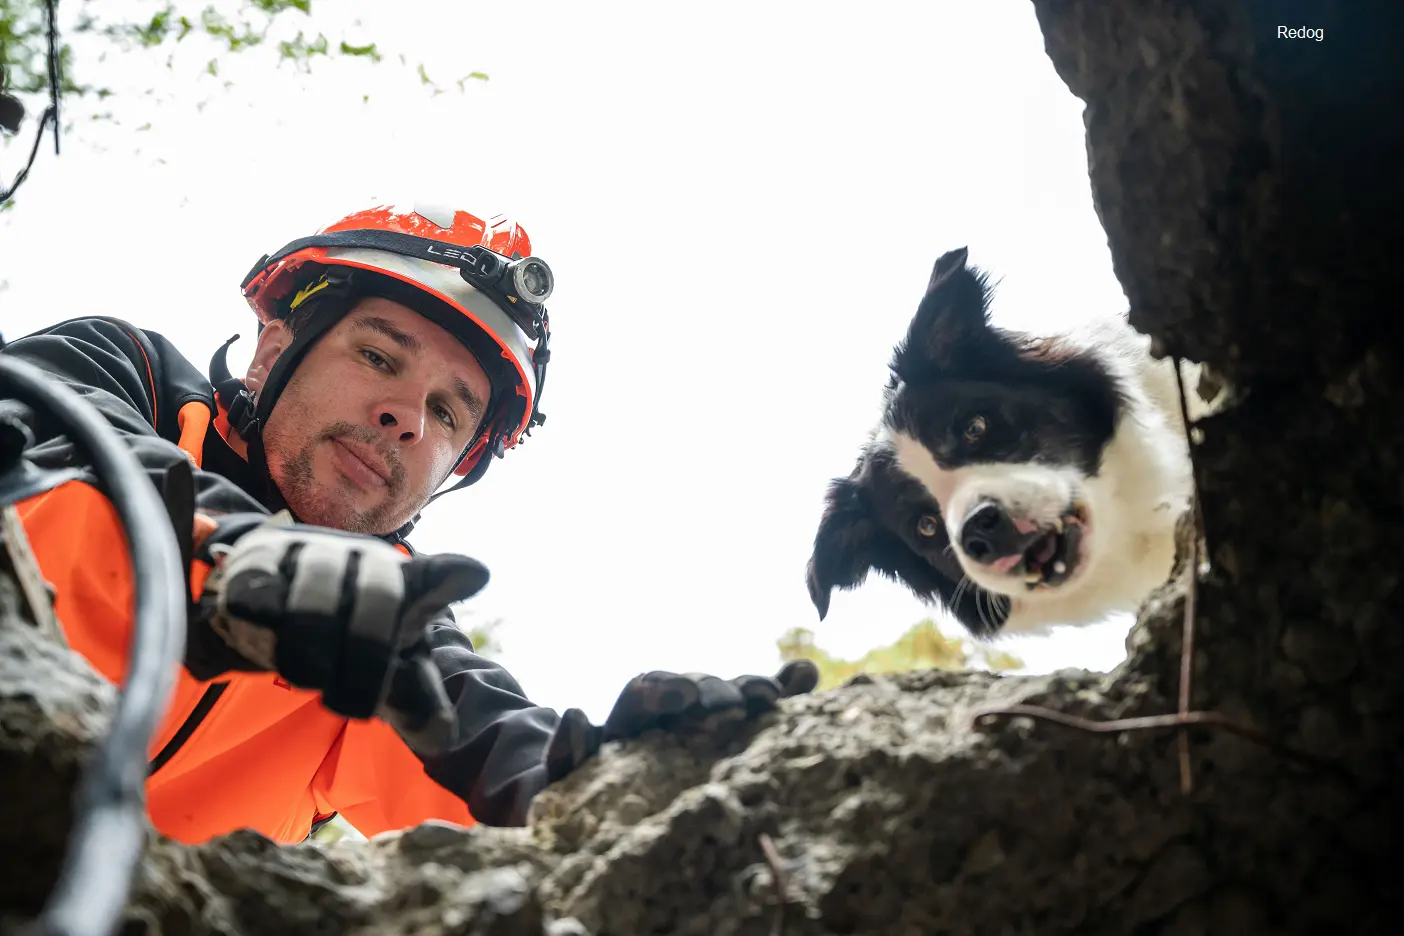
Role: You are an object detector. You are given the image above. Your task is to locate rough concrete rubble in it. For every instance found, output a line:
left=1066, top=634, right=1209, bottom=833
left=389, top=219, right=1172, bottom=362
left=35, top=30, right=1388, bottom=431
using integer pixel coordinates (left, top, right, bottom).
left=3, top=0, right=1402, bottom=932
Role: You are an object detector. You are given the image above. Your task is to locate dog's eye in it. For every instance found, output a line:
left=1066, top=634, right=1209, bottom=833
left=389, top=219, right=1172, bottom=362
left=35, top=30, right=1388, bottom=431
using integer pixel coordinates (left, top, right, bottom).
left=963, top=415, right=988, bottom=444
left=916, top=515, right=940, bottom=538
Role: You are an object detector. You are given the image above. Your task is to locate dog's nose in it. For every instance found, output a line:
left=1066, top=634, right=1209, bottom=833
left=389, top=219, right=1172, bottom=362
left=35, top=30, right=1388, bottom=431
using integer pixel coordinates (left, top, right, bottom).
left=959, top=500, right=1025, bottom=564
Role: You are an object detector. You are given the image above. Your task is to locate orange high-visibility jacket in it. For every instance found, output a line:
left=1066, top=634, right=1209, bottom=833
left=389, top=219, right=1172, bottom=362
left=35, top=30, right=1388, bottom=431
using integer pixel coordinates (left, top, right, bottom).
left=0, top=316, right=560, bottom=844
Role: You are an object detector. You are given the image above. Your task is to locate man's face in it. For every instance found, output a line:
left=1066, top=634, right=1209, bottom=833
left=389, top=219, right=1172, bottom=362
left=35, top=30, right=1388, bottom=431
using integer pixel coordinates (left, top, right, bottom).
left=251, top=297, right=493, bottom=534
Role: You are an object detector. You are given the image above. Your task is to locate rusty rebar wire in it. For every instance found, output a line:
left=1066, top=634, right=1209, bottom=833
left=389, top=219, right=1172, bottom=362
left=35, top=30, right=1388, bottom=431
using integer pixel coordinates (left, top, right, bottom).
left=1171, top=355, right=1202, bottom=793
left=758, top=832, right=789, bottom=936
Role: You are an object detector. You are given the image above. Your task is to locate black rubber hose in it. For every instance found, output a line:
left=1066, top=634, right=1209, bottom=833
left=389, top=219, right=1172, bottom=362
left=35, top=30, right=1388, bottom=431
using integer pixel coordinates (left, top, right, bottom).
left=0, top=353, right=188, bottom=936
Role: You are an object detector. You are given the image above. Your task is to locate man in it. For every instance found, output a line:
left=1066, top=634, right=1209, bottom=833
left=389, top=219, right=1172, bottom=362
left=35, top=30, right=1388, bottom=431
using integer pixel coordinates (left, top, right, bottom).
left=0, top=200, right=816, bottom=845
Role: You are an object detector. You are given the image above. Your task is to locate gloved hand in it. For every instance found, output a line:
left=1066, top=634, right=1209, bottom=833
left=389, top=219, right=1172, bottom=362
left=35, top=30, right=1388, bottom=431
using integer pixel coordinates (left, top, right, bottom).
left=193, top=512, right=490, bottom=756
left=544, top=659, right=820, bottom=783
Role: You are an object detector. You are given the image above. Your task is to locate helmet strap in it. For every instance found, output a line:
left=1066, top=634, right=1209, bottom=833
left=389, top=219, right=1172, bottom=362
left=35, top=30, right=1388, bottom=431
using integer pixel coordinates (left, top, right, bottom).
left=390, top=423, right=505, bottom=540
left=428, top=431, right=501, bottom=507
left=209, top=334, right=293, bottom=518
left=208, top=292, right=352, bottom=515
left=417, top=315, right=549, bottom=512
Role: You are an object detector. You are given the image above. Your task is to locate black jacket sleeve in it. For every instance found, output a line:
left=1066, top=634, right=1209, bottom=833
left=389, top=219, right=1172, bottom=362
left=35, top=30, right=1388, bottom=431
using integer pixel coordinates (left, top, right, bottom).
left=2, top=315, right=564, bottom=827
left=0, top=315, right=270, bottom=519
left=416, top=612, right=562, bottom=826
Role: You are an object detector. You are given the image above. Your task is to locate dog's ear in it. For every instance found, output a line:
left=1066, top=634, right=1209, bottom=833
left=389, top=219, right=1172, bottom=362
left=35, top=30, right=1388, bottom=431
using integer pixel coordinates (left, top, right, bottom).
left=927, top=246, right=970, bottom=293
left=891, top=246, right=993, bottom=378
left=805, top=476, right=877, bottom=620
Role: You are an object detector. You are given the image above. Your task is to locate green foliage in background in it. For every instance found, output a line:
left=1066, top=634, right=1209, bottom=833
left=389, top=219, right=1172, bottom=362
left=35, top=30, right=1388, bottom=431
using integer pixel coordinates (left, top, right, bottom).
left=1, top=0, right=487, bottom=210
left=463, top=614, right=502, bottom=659
left=778, top=619, right=1022, bottom=692
left=0, top=0, right=485, bottom=104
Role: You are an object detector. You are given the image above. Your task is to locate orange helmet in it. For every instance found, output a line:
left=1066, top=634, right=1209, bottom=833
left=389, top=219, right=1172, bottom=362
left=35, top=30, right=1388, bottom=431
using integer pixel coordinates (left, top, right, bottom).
left=229, top=200, right=554, bottom=509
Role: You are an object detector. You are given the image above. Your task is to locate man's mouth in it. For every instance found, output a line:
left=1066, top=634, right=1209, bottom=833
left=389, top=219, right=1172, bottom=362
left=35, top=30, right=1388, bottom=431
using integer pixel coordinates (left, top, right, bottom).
left=1017, top=505, right=1089, bottom=590
left=331, top=438, right=390, bottom=490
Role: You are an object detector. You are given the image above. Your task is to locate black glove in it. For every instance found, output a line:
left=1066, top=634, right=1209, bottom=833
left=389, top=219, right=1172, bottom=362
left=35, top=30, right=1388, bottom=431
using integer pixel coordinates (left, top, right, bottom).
left=544, top=660, right=819, bottom=783
left=194, top=512, right=490, bottom=756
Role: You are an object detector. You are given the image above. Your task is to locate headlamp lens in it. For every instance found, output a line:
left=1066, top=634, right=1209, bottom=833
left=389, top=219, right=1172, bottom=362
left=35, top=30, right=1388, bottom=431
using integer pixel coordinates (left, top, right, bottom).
left=512, top=258, right=554, bottom=304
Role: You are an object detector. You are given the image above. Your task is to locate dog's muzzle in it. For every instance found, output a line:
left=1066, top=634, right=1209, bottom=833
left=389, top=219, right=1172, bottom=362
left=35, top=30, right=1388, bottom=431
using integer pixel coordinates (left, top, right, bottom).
left=958, top=499, right=1088, bottom=588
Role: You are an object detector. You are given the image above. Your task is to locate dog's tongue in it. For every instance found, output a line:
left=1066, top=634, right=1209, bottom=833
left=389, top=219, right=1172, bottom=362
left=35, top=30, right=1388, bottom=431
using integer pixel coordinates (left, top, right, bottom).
left=992, top=554, right=1023, bottom=574
left=1030, top=532, right=1058, bottom=566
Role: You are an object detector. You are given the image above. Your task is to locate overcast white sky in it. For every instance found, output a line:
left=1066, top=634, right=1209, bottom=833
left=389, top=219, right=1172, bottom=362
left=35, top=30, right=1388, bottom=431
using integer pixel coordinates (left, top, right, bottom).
left=2, top=0, right=1138, bottom=723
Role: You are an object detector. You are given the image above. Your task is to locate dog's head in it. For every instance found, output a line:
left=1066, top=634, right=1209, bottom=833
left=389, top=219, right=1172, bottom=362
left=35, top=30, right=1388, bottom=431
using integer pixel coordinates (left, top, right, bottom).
left=805, top=248, right=1129, bottom=638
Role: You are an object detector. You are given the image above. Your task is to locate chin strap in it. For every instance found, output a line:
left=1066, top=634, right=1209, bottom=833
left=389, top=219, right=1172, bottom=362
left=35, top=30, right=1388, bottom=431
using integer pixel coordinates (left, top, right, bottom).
left=420, top=312, right=550, bottom=514
left=208, top=333, right=293, bottom=520
left=420, top=309, right=551, bottom=512
left=207, top=298, right=350, bottom=522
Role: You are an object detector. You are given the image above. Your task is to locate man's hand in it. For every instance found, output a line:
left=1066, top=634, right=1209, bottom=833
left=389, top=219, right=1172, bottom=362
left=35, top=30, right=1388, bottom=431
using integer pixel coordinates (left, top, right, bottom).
left=195, top=512, right=490, bottom=756
left=544, top=660, right=820, bottom=783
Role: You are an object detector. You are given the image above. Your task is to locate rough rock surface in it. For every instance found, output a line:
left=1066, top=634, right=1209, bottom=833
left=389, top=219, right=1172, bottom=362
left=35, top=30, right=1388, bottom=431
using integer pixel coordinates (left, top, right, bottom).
left=0, top=571, right=117, bottom=922
left=4, top=0, right=1403, bottom=932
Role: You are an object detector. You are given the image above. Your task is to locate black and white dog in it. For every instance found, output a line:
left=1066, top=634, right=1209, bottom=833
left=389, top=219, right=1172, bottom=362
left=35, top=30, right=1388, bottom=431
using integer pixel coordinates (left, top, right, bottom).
left=805, top=248, right=1199, bottom=639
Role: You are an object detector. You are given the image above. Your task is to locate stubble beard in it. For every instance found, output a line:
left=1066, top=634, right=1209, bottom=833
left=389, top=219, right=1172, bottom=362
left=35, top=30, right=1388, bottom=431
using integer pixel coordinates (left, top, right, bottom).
left=273, top=422, right=412, bottom=535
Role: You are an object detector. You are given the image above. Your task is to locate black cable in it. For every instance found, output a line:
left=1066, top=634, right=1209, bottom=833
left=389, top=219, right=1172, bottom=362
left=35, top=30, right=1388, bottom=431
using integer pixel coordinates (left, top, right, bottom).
left=0, top=0, right=62, bottom=203
left=44, top=0, right=60, bottom=157
left=0, top=353, right=188, bottom=936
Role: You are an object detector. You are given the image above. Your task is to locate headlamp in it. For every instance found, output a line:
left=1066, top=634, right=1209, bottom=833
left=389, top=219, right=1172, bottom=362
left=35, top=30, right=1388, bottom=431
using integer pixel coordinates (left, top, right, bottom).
left=454, top=248, right=553, bottom=338
left=511, top=257, right=554, bottom=304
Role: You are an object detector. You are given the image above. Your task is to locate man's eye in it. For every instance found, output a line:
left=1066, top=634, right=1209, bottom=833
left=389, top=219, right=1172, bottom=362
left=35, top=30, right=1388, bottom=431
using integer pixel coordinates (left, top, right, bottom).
left=433, top=404, right=456, bottom=428
left=361, top=349, right=391, bottom=369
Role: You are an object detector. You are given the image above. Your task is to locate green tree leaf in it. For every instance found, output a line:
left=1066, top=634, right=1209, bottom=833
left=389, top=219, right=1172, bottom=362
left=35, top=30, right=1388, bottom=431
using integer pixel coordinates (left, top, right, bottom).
left=777, top=619, right=1023, bottom=692
left=456, top=611, right=504, bottom=660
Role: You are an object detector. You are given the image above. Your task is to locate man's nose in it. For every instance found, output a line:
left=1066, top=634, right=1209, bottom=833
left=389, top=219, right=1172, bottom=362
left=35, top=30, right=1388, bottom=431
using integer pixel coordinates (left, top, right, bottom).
left=958, top=499, right=1036, bottom=564
left=375, top=402, right=424, bottom=444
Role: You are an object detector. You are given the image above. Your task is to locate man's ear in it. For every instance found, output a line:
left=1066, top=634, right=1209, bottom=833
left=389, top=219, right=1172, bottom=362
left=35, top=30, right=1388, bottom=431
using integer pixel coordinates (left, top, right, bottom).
left=891, top=246, right=994, bottom=379
left=245, top=320, right=293, bottom=395
left=805, top=475, right=878, bottom=621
